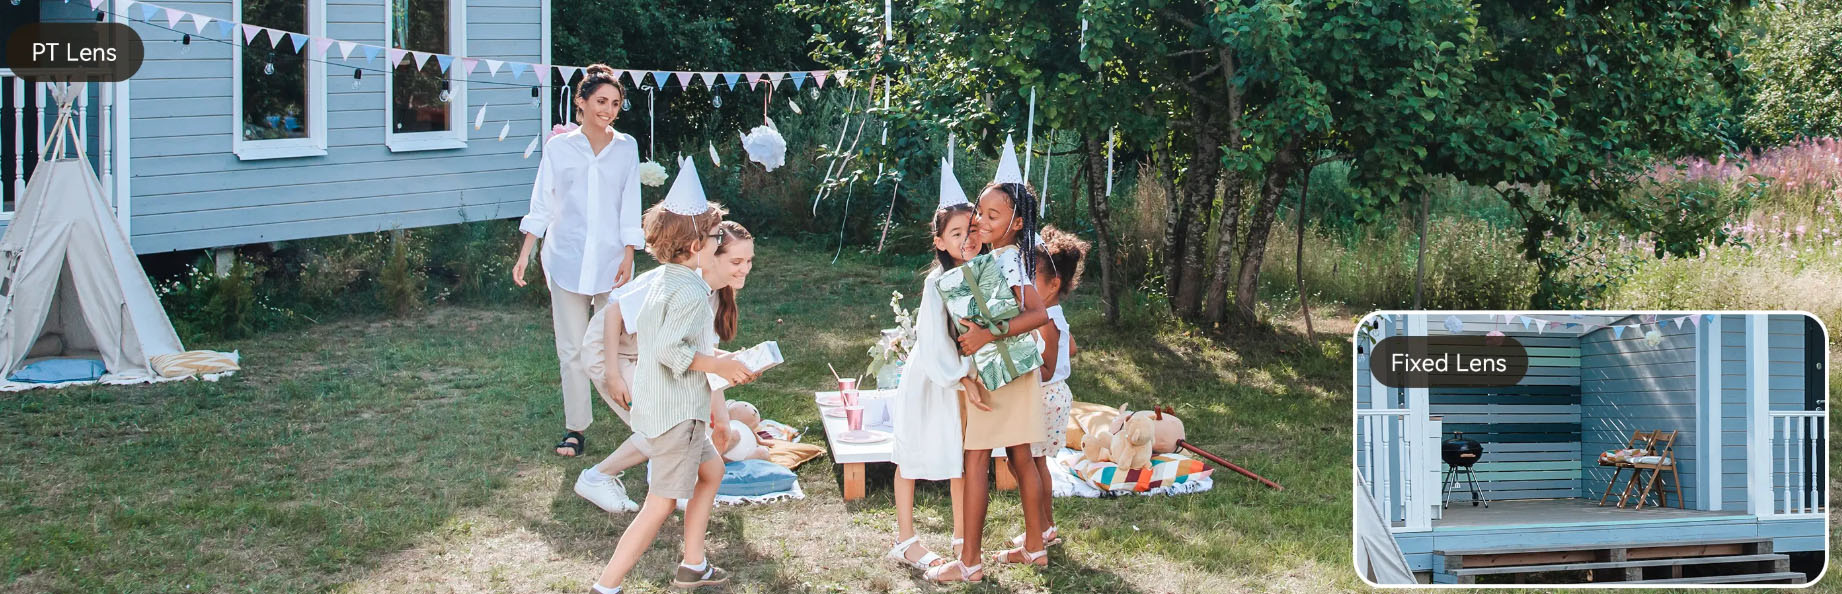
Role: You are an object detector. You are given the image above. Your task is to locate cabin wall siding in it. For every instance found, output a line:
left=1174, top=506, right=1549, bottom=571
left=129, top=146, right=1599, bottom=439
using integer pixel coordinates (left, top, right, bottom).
left=105, top=0, right=544, bottom=253
left=1579, top=319, right=1700, bottom=507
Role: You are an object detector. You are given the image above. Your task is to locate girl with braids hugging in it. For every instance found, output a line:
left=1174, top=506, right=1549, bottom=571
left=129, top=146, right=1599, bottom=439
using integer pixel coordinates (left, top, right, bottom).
left=930, top=179, right=1055, bottom=582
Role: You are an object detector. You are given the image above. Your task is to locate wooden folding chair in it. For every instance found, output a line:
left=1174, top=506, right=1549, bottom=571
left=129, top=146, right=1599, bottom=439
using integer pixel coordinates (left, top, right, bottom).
left=1620, top=430, right=1683, bottom=510
left=1597, top=430, right=1654, bottom=507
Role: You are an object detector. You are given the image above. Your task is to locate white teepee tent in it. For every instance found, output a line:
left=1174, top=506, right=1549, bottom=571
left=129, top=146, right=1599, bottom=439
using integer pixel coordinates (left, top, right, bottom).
left=0, top=84, right=210, bottom=389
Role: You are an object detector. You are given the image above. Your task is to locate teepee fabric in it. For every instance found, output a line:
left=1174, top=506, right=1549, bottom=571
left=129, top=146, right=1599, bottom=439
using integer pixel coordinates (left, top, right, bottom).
left=0, top=85, right=229, bottom=390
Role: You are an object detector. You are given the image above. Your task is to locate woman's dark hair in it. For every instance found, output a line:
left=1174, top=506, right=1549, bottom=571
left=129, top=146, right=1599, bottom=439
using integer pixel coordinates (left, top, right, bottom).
left=576, top=64, right=624, bottom=110
left=712, top=220, right=753, bottom=342
left=930, top=203, right=978, bottom=271
left=979, top=181, right=1040, bottom=280
left=1032, top=225, right=1090, bottom=298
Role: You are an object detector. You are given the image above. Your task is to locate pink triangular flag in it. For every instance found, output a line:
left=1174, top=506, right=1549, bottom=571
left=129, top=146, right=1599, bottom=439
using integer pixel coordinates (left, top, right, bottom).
left=697, top=72, right=716, bottom=88
left=769, top=71, right=787, bottom=87
left=164, top=8, right=184, bottom=28
left=264, top=27, right=286, bottom=47
left=460, top=58, right=479, bottom=75
left=673, top=71, right=693, bottom=89
left=835, top=70, right=850, bottom=83
left=312, top=37, right=335, bottom=57
left=743, top=72, right=763, bottom=87
left=812, top=70, right=829, bottom=88
left=559, top=66, right=580, bottom=82
left=535, top=65, right=549, bottom=84
left=386, top=47, right=407, bottom=66
left=240, top=23, right=261, bottom=44
left=1689, top=315, right=1702, bottom=328
left=410, top=51, right=430, bottom=68
left=119, top=0, right=135, bottom=12
left=485, top=59, right=503, bottom=75
left=191, top=13, right=211, bottom=34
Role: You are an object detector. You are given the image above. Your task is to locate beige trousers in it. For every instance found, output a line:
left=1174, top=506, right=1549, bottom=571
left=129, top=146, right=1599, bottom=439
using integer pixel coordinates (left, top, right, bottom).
left=548, top=274, right=608, bottom=432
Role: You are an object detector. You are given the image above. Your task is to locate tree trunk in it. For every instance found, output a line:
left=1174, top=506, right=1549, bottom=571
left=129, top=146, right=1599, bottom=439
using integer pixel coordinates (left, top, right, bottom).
left=1295, top=162, right=1315, bottom=340
left=1203, top=50, right=1246, bottom=327
left=1231, top=139, right=1302, bottom=325
left=1085, top=136, right=1120, bottom=323
left=1159, top=149, right=1188, bottom=311
left=1413, top=188, right=1429, bottom=309
left=1174, top=123, right=1220, bottom=321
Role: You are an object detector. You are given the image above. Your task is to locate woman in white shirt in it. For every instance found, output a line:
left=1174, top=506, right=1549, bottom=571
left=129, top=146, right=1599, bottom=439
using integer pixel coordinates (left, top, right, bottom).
left=512, top=64, right=645, bottom=457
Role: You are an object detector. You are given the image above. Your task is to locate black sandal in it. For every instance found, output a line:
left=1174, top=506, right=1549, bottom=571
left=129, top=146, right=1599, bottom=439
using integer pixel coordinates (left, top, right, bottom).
left=555, top=430, right=585, bottom=457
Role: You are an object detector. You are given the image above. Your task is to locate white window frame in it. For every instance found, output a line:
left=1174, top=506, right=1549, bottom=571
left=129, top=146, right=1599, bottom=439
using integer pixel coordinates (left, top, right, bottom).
left=382, top=0, right=466, bottom=152
left=231, top=0, right=328, bottom=160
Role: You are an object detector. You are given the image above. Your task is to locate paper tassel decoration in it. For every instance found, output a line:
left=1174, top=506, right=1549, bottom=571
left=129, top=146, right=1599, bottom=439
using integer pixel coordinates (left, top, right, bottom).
left=1443, top=315, right=1464, bottom=334
left=548, top=122, right=578, bottom=140
left=1644, top=329, right=1664, bottom=346
left=523, top=136, right=540, bottom=159
left=1484, top=330, right=1506, bottom=347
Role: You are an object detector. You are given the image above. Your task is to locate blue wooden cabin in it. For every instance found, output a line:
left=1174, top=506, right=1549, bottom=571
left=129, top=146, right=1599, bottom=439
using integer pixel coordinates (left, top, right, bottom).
left=1355, top=312, right=1828, bottom=585
left=1, top=0, right=550, bottom=252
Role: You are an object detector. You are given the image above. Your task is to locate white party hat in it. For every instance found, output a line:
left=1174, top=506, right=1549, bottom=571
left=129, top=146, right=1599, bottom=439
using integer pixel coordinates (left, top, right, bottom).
left=661, top=155, right=710, bottom=216
left=993, top=134, right=1025, bottom=184
left=938, top=157, right=970, bottom=209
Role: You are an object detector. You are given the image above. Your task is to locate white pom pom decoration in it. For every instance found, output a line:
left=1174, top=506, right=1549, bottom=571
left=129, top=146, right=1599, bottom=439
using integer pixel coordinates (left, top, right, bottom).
left=742, top=119, right=787, bottom=172
left=637, top=161, right=669, bottom=187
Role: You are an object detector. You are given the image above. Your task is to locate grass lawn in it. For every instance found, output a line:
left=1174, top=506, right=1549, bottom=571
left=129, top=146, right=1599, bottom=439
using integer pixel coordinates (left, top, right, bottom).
left=1, top=239, right=1831, bottom=593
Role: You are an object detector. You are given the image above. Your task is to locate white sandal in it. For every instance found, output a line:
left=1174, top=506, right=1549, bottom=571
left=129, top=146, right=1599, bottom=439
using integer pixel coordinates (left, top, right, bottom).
left=989, top=546, right=1049, bottom=567
left=886, top=535, right=943, bottom=570
left=924, top=560, right=984, bottom=583
left=1010, top=525, right=1062, bottom=548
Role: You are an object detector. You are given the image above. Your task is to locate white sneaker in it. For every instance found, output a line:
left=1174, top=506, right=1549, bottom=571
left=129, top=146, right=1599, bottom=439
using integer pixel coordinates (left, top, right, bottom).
left=575, top=470, right=640, bottom=513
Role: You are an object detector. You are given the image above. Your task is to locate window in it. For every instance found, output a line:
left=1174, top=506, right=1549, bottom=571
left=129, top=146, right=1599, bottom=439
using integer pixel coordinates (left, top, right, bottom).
left=233, top=0, right=327, bottom=160
left=385, top=0, right=465, bottom=151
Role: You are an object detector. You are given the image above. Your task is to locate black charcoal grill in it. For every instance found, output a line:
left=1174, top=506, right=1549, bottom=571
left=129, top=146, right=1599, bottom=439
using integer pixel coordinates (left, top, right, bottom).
left=1440, top=431, right=1489, bottom=508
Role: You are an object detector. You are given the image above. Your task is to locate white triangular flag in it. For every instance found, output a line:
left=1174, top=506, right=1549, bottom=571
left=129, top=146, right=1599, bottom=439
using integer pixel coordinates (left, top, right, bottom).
left=191, top=13, right=211, bottom=34
left=474, top=103, right=487, bottom=130
left=698, top=72, right=717, bottom=88
left=337, top=41, right=355, bottom=60
left=485, top=59, right=503, bottom=75
left=164, top=8, right=185, bottom=29
left=993, top=134, right=1024, bottom=184
left=661, top=156, right=710, bottom=215
left=264, top=27, right=285, bottom=47
left=524, top=135, right=540, bottom=158
left=938, top=156, right=969, bottom=209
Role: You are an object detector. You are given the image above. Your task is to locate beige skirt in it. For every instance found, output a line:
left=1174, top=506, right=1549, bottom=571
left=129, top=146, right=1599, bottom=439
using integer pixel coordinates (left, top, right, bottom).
left=960, top=372, right=1046, bottom=451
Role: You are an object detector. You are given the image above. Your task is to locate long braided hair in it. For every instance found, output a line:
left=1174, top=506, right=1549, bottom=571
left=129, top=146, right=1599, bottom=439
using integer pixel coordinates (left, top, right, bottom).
left=981, top=181, right=1041, bottom=281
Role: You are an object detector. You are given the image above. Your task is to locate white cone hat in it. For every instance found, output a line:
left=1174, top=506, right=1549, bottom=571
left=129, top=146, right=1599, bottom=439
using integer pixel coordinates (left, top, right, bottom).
left=938, top=157, right=969, bottom=209
left=993, top=134, right=1025, bottom=185
left=661, top=155, right=710, bottom=216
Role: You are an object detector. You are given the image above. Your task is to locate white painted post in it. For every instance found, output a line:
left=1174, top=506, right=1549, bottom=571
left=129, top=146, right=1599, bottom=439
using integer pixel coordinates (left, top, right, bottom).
left=1701, top=314, right=1722, bottom=510
left=10, top=76, right=22, bottom=202
left=1747, top=314, right=1773, bottom=517
left=1404, top=314, right=1432, bottom=531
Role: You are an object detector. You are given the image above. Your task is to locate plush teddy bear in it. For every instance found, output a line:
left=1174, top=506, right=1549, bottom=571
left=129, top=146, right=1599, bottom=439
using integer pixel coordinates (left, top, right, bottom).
left=1081, top=426, right=1112, bottom=464
left=721, top=401, right=771, bottom=462
left=1109, top=411, right=1156, bottom=471
left=1109, top=405, right=1187, bottom=454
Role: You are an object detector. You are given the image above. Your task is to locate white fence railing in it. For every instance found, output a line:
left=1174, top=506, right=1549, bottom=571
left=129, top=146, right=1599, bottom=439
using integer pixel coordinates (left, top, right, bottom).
left=1357, top=409, right=1415, bottom=529
left=1770, top=411, right=1827, bottom=516
left=1, top=69, right=113, bottom=222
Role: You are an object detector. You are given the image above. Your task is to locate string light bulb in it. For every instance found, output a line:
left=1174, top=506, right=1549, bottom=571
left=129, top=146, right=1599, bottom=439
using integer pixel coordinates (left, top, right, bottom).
left=180, top=34, right=192, bottom=55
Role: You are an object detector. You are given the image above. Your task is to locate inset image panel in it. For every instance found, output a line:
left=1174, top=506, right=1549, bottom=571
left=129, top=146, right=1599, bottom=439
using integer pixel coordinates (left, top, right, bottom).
left=1353, top=311, right=1829, bottom=587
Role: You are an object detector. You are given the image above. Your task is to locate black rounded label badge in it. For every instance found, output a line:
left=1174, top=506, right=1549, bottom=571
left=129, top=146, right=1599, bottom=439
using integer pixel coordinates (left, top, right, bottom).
left=1368, top=335, right=1532, bottom=388
left=5, top=23, right=146, bottom=82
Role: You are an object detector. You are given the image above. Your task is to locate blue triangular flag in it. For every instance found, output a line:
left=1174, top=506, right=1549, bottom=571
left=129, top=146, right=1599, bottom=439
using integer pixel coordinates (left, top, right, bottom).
left=726, top=73, right=743, bottom=90
left=361, top=45, right=380, bottom=64
left=217, top=20, right=235, bottom=37
left=651, top=71, right=670, bottom=88
left=289, top=33, right=309, bottom=53
left=139, top=3, right=158, bottom=20
left=435, top=54, right=453, bottom=73
left=790, top=71, right=808, bottom=89
left=510, top=62, right=527, bottom=80
left=1519, top=316, right=1533, bottom=330
left=1613, top=325, right=1626, bottom=339
left=1703, top=314, right=1716, bottom=326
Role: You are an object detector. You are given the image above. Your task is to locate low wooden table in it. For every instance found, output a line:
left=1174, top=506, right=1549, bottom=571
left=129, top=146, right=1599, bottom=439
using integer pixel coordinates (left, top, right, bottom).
left=815, top=390, right=1020, bottom=501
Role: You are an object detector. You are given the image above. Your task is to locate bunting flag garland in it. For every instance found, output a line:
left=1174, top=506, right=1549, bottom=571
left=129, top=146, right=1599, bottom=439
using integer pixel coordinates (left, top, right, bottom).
left=163, top=7, right=183, bottom=29
left=360, top=44, right=380, bottom=64
left=1456, top=313, right=1716, bottom=347
left=485, top=59, right=503, bottom=75
left=675, top=71, right=695, bottom=89
left=289, top=32, right=309, bottom=53
left=216, top=19, right=235, bottom=38
left=192, top=13, right=211, bottom=34
left=726, top=73, right=744, bottom=91
left=508, top=62, right=527, bottom=80
left=650, top=71, right=670, bottom=89
left=312, top=36, right=334, bottom=57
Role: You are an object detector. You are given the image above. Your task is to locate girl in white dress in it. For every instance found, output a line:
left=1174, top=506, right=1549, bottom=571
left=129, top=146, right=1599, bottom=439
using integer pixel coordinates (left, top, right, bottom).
left=511, top=64, right=645, bottom=458
left=887, top=158, right=982, bottom=571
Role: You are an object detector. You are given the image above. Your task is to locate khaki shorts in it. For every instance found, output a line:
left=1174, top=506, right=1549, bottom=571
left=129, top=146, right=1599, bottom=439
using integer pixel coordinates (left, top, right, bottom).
left=627, top=419, right=720, bottom=500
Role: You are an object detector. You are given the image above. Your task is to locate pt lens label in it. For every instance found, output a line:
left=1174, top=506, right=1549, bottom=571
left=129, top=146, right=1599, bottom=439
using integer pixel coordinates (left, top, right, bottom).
left=5, top=23, right=146, bottom=82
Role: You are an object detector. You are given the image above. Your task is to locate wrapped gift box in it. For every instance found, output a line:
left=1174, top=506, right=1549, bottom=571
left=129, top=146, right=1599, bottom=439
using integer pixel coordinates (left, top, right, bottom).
left=936, top=253, right=1042, bottom=391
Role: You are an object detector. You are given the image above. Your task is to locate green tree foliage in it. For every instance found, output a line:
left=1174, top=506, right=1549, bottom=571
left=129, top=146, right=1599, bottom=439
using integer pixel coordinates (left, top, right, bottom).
left=1741, top=0, right=1842, bottom=145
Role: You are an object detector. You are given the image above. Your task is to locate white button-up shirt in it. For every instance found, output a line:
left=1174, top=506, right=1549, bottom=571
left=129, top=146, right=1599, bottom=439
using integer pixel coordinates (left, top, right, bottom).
left=520, top=127, right=646, bottom=296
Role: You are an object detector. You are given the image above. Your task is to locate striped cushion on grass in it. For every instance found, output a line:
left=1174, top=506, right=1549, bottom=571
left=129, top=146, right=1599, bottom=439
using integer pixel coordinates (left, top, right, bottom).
left=1072, top=453, right=1212, bottom=492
